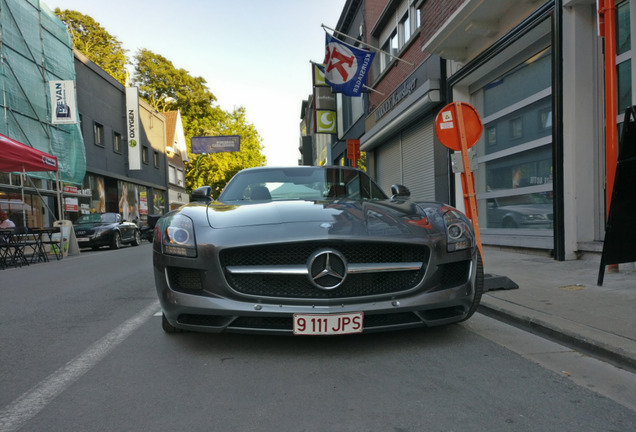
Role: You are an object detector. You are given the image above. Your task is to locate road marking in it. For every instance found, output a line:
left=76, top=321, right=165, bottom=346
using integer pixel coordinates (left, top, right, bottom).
left=0, top=301, right=160, bottom=432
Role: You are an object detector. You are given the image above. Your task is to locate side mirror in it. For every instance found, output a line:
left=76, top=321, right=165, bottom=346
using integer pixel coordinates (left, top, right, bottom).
left=391, top=184, right=410, bottom=199
left=192, top=186, right=213, bottom=202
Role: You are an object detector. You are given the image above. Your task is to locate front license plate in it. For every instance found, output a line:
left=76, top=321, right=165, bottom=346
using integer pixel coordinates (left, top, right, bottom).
left=76, top=237, right=88, bottom=242
left=293, top=312, right=363, bottom=335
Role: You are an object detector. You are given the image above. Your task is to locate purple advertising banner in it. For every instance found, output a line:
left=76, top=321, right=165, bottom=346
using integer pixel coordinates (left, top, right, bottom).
left=191, top=135, right=241, bottom=154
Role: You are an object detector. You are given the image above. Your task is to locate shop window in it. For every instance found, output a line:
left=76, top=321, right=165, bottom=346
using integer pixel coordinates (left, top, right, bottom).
left=94, top=122, right=104, bottom=147
left=617, top=1, right=631, bottom=56
left=617, top=60, right=632, bottom=113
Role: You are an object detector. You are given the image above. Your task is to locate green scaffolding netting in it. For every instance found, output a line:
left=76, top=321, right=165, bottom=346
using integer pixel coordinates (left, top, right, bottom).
left=0, top=0, right=86, bottom=184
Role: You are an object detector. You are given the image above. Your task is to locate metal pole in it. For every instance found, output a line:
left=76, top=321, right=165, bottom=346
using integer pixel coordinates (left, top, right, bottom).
left=602, top=0, right=618, bottom=214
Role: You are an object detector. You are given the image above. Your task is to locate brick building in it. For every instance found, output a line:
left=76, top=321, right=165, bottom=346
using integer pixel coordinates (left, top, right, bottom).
left=306, top=0, right=628, bottom=261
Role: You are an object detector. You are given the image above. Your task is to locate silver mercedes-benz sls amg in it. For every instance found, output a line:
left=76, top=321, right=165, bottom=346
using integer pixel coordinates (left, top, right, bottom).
left=153, top=166, right=483, bottom=335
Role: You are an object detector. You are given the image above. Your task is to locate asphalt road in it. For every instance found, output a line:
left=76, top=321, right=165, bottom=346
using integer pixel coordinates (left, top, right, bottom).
left=1, top=244, right=635, bottom=431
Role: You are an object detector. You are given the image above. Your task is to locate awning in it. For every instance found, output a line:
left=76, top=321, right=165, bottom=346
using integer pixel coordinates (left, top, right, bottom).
left=0, top=132, right=58, bottom=173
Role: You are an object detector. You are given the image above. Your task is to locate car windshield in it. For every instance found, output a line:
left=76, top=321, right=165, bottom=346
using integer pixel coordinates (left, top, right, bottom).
left=218, top=167, right=388, bottom=203
left=74, top=213, right=118, bottom=225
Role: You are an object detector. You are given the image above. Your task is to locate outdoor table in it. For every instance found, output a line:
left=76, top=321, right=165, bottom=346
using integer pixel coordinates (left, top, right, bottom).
left=33, top=227, right=62, bottom=261
left=28, top=228, right=52, bottom=263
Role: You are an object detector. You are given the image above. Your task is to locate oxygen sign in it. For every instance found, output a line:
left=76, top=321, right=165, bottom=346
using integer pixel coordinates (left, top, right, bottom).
left=125, top=87, right=141, bottom=170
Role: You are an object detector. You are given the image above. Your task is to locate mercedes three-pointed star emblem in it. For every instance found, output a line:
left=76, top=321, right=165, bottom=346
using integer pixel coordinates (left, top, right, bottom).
left=307, top=248, right=347, bottom=290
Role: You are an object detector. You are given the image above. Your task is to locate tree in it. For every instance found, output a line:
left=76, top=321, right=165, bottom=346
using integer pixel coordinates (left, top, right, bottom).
left=54, top=9, right=128, bottom=84
left=133, top=49, right=266, bottom=197
left=187, top=107, right=266, bottom=197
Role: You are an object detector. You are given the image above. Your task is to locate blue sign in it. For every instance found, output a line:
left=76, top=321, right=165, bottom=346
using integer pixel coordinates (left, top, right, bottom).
left=191, top=135, right=240, bottom=154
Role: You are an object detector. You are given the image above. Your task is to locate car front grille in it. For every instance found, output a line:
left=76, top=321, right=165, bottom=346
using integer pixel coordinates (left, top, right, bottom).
left=219, top=242, right=429, bottom=299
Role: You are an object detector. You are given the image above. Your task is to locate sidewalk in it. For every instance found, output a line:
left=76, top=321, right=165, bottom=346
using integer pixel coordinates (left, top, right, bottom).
left=479, top=246, right=636, bottom=373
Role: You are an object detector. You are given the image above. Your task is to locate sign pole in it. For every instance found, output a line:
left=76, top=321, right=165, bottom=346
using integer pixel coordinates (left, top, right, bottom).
left=454, top=102, right=483, bottom=260
left=435, top=102, right=484, bottom=260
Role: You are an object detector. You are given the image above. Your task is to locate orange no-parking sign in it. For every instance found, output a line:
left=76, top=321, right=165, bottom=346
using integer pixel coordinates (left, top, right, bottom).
left=435, top=102, right=484, bottom=259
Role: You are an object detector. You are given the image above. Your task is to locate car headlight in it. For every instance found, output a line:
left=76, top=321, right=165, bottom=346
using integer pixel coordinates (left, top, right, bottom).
left=521, top=214, right=549, bottom=222
left=93, top=227, right=109, bottom=237
left=161, top=214, right=197, bottom=257
left=442, top=207, right=474, bottom=252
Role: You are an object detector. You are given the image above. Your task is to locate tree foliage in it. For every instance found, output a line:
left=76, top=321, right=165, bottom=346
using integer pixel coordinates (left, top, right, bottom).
left=187, top=107, right=266, bottom=197
left=53, top=10, right=266, bottom=196
left=132, top=49, right=266, bottom=197
left=54, top=9, right=128, bottom=84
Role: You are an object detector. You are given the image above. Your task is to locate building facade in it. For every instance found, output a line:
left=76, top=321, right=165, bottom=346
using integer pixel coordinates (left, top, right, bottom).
left=314, top=0, right=627, bottom=260
left=163, top=110, right=190, bottom=211
left=0, top=1, right=85, bottom=228
left=74, top=50, right=169, bottom=225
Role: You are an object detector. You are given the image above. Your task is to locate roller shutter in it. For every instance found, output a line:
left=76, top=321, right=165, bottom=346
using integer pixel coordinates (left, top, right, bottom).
left=375, top=136, right=401, bottom=196
left=402, top=120, right=435, bottom=201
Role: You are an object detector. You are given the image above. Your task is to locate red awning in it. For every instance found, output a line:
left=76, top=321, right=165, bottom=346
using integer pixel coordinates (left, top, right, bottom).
left=0, top=132, right=58, bottom=172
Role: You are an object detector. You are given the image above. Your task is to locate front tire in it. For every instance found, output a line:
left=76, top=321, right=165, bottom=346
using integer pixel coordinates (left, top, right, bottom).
left=110, top=231, right=122, bottom=249
left=459, top=252, right=484, bottom=322
left=131, top=230, right=141, bottom=246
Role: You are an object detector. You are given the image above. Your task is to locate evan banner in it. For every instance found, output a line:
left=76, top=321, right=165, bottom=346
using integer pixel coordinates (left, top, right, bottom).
left=49, top=80, right=77, bottom=124
left=191, top=135, right=241, bottom=154
left=324, top=33, right=375, bottom=97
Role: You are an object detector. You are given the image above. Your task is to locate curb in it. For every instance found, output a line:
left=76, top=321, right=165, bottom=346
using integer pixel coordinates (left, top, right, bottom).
left=477, top=299, right=636, bottom=374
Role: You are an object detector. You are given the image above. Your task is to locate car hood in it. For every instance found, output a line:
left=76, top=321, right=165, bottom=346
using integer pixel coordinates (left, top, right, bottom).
left=197, top=199, right=445, bottom=236
left=74, top=222, right=115, bottom=229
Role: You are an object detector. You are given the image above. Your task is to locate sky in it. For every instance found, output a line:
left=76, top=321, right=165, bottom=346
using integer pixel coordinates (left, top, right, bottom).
left=45, top=0, right=347, bottom=166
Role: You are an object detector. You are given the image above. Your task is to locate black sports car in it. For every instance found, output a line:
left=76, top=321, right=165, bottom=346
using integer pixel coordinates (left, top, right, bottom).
left=153, top=166, right=483, bottom=335
left=74, top=212, right=141, bottom=250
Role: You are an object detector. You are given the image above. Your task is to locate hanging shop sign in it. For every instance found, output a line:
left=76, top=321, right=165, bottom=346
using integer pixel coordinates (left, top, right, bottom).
left=125, top=87, right=141, bottom=170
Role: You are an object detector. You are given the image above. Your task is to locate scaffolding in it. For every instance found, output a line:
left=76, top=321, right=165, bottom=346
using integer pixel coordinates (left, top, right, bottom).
left=0, top=0, right=85, bottom=185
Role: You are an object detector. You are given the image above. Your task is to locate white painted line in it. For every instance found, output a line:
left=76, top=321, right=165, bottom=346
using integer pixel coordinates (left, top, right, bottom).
left=0, top=301, right=160, bottom=432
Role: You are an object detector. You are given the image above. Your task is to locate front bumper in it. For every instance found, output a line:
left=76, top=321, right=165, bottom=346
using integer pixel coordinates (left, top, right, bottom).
left=155, top=260, right=479, bottom=335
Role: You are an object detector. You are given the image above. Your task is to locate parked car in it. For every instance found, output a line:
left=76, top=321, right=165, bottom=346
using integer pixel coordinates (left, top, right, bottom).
left=153, top=166, right=483, bottom=335
left=486, top=193, right=553, bottom=229
left=74, top=212, right=141, bottom=250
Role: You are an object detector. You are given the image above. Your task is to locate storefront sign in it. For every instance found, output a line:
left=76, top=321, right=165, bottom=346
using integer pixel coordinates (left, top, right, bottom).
left=374, top=78, right=418, bottom=122
left=139, top=191, right=148, bottom=215
left=125, top=87, right=141, bottom=170
left=64, top=197, right=78, bottom=212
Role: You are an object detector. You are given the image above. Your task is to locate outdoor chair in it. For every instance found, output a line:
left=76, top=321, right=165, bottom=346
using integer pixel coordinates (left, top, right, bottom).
left=6, top=226, right=30, bottom=267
